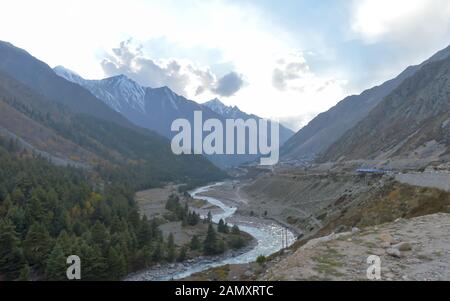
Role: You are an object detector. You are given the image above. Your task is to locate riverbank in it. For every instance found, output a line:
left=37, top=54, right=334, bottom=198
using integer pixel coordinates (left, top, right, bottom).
left=125, top=239, right=257, bottom=281
left=125, top=182, right=295, bottom=281
left=197, top=181, right=302, bottom=237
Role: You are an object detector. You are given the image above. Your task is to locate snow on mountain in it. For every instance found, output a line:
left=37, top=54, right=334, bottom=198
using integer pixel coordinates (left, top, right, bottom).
left=53, top=66, right=86, bottom=86
left=54, top=67, right=294, bottom=167
left=54, top=67, right=146, bottom=113
left=203, top=98, right=295, bottom=141
left=203, top=98, right=253, bottom=119
left=90, top=75, right=146, bottom=113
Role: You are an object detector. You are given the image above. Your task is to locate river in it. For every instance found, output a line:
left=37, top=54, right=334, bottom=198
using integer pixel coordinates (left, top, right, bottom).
left=126, top=182, right=296, bottom=281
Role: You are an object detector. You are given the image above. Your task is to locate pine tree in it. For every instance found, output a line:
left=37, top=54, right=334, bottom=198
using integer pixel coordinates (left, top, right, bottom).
left=183, top=203, right=189, bottom=218
left=181, top=216, right=188, bottom=227
left=190, top=235, right=201, bottom=251
left=18, top=263, right=31, bottom=281
left=177, top=246, right=188, bottom=262
left=229, top=236, right=245, bottom=249
left=137, top=215, right=152, bottom=248
left=217, top=239, right=226, bottom=254
left=187, top=211, right=200, bottom=226
left=152, top=242, right=163, bottom=262
left=107, top=246, right=127, bottom=280
left=128, top=209, right=140, bottom=230
left=25, top=195, right=47, bottom=226
left=0, top=185, right=6, bottom=201
left=166, top=233, right=176, bottom=262
left=79, top=241, right=108, bottom=280
left=151, top=219, right=161, bottom=240
left=45, top=243, right=67, bottom=281
left=23, top=223, right=54, bottom=271
left=218, top=219, right=225, bottom=232
left=110, top=216, right=122, bottom=233
left=165, top=194, right=180, bottom=212
left=203, top=224, right=218, bottom=255
left=91, top=221, right=109, bottom=253
left=217, top=219, right=229, bottom=233
left=6, top=205, right=26, bottom=238
left=56, top=230, right=73, bottom=256
left=0, top=219, right=23, bottom=280
left=11, top=188, right=25, bottom=205
left=0, top=194, right=12, bottom=217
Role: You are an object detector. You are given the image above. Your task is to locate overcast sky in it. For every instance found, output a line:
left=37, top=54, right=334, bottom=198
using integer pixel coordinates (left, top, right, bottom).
left=1, top=0, right=450, bottom=130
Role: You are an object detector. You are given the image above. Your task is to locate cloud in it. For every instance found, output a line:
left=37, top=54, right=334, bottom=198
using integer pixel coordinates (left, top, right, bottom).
left=272, top=58, right=309, bottom=91
left=101, top=40, right=192, bottom=96
left=271, top=52, right=345, bottom=94
left=351, top=0, right=450, bottom=46
left=213, top=72, right=244, bottom=97
left=101, top=40, right=245, bottom=99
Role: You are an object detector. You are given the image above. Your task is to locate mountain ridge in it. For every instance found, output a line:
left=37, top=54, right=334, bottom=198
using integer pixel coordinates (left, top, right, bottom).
left=0, top=42, right=226, bottom=189
left=55, top=67, right=294, bottom=168
left=0, top=41, right=135, bottom=129
left=281, top=44, right=450, bottom=163
left=318, top=54, right=450, bottom=166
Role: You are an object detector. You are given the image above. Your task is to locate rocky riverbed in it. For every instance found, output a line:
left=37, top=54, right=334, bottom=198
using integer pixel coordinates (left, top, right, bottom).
left=125, top=182, right=296, bottom=281
left=125, top=240, right=257, bottom=281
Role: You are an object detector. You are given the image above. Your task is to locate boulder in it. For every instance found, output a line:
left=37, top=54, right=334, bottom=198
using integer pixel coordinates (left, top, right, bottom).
left=379, top=232, right=394, bottom=244
left=386, top=248, right=402, bottom=258
left=392, top=242, right=412, bottom=252
left=380, top=242, right=391, bottom=249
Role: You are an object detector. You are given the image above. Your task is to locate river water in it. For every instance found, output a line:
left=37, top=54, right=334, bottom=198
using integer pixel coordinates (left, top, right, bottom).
left=126, top=182, right=296, bottom=281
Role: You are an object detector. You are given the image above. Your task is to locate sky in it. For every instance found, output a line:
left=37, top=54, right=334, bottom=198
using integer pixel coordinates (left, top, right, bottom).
left=1, top=0, right=450, bottom=131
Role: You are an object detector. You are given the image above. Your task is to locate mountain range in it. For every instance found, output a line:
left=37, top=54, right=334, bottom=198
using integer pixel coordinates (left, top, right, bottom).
left=2, top=39, right=448, bottom=173
left=319, top=54, right=450, bottom=167
left=0, top=40, right=225, bottom=189
left=203, top=98, right=293, bottom=144
left=281, top=44, right=450, bottom=168
left=54, top=66, right=294, bottom=168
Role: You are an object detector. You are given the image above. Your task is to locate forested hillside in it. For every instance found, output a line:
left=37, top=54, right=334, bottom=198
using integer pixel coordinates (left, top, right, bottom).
left=0, top=44, right=226, bottom=281
left=0, top=71, right=226, bottom=191
left=0, top=136, right=175, bottom=280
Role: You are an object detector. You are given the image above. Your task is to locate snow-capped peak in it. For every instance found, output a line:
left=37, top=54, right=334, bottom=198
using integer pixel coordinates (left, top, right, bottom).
left=54, top=67, right=147, bottom=114
left=203, top=98, right=248, bottom=119
left=54, top=65, right=86, bottom=86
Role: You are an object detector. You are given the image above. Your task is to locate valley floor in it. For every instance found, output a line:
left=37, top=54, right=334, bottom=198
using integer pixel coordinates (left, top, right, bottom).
left=181, top=165, right=450, bottom=281
left=261, top=213, right=450, bottom=281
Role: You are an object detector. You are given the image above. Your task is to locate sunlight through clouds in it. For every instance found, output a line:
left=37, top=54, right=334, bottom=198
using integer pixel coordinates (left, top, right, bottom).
left=351, top=0, right=450, bottom=45
left=2, top=0, right=448, bottom=131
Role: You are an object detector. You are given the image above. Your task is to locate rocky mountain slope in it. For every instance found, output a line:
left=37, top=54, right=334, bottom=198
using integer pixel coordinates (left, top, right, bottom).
left=319, top=54, right=450, bottom=166
left=54, top=66, right=215, bottom=139
left=0, top=42, right=226, bottom=189
left=281, top=45, right=450, bottom=162
left=0, top=41, right=132, bottom=128
left=261, top=213, right=450, bottom=281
